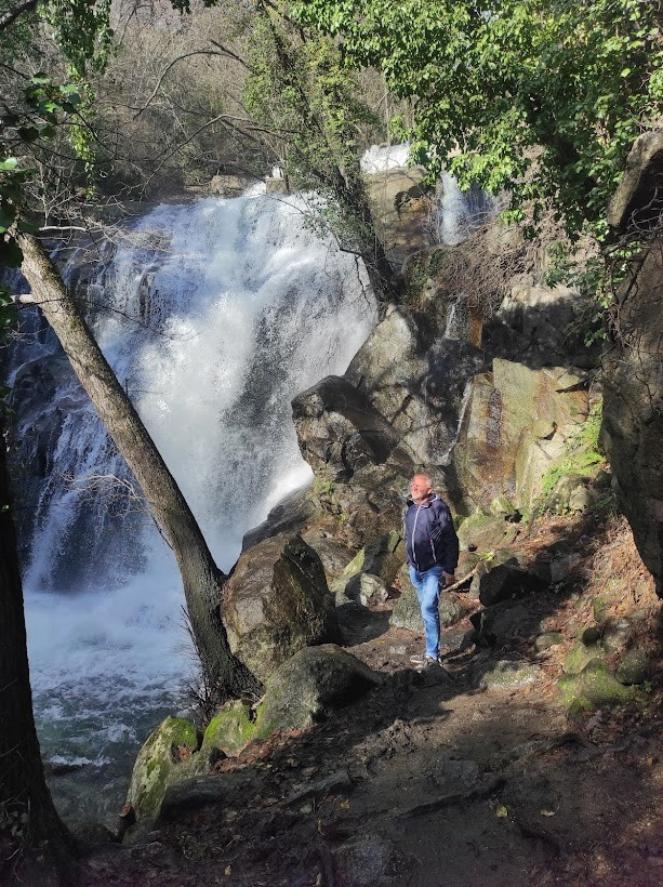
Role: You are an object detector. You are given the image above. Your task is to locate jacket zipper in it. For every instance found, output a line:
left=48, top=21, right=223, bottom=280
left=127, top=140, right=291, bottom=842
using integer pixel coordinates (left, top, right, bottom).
left=411, top=504, right=423, bottom=570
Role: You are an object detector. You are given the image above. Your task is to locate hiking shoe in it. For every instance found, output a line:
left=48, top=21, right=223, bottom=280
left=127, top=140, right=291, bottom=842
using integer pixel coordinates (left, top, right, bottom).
left=409, top=652, right=441, bottom=668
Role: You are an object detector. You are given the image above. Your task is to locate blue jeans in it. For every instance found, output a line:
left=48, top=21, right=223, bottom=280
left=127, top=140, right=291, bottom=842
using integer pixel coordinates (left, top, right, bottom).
left=408, top=564, right=443, bottom=658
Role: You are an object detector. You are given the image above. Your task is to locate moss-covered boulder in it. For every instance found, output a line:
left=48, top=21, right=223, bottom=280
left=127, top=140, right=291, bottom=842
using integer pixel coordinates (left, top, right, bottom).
left=201, top=700, right=256, bottom=760
left=126, top=716, right=200, bottom=828
left=563, top=640, right=606, bottom=675
left=534, top=631, right=564, bottom=652
left=558, top=659, right=637, bottom=710
left=254, top=644, right=381, bottom=738
left=223, top=534, right=341, bottom=684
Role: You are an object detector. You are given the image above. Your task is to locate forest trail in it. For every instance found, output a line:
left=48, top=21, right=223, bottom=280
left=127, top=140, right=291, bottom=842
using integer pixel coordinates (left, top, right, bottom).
left=83, top=513, right=663, bottom=886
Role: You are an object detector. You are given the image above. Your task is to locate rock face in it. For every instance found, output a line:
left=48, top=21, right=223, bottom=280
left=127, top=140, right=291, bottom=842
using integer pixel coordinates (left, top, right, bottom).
left=254, top=644, right=382, bottom=737
left=345, top=306, right=487, bottom=466
left=608, top=130, right=663, bottom=230
left=223, top=534, right=340, bottom=684
left=452, top=359, right=590, bottom=512
left=603, top=130, right=663, bottom=594
left=331, top=531, right=402, bottom=603
left=291, top=374, right=411, bottom=480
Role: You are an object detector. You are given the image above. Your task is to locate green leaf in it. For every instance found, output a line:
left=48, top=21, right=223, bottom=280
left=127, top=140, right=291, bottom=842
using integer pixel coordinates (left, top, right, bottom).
left=0, top=158, right=18, bottom=172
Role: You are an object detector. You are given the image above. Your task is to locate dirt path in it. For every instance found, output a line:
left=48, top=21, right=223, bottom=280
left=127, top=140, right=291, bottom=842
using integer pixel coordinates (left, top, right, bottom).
left=82, top=516, right=663, bottom=886
left=82, top=627, right=663, bottom=886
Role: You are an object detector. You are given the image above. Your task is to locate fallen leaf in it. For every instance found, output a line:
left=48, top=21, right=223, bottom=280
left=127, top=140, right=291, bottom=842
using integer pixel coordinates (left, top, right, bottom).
left=495, top=803, right=509, bottom=818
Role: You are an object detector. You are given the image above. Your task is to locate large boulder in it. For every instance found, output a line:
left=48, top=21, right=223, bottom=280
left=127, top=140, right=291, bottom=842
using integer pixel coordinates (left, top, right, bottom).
left=254, top=644, right=382, bottom=737
left=223, top=534, right=340, bottom=684
left=452, top=359, right=590, bottom=512
left=346, top=306, right=487, bottom=465
left=291, top=374, right=411, bottom=479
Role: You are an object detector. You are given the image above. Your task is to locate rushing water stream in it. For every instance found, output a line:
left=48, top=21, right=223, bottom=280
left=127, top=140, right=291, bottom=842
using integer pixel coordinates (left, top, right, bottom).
left=10, top=188, right=377, bottom=825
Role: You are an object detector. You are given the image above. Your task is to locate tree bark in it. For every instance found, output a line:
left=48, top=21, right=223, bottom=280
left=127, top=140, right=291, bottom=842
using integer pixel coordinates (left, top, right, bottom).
left=0, top=419, right=74, bottom=885
left=18, top=233, right=260, bottom=700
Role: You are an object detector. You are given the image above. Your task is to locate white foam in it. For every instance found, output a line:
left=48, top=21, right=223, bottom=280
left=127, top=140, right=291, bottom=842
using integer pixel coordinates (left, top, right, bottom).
left=360, top=143, right=411, bottom=173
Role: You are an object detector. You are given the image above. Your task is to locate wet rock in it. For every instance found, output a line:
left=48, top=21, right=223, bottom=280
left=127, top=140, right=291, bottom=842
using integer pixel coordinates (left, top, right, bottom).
left=389, top=584, right=463, bottom=633
left=604, top=135, right=663, bottom=594
left=602, top=618, right=632, bottom=652
left=223, top=534, right=340, bottom=684
left=125, top=716, right=200, bottom=830
left=479, top=659, right=541, bottom=690
left=558, top=659, right=637, bottom=710
left=159, top=770, right=253, bottom=821
left=254, top=644, right=382, bottom=737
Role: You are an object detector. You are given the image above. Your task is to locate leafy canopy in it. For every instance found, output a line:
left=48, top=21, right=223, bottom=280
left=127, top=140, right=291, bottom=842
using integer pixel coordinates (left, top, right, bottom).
left=292, top=0, right=663, bottom=237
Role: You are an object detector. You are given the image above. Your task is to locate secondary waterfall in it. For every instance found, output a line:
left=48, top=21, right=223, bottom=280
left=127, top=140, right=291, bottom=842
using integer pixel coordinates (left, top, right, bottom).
left=9, top=189, right=376, bottom=823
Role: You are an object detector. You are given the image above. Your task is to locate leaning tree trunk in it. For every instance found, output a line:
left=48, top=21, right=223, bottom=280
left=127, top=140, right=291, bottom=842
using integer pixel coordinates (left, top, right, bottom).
left=18, top=233, right=259, bottom=699
left=0, top=420, right=74, bottom=885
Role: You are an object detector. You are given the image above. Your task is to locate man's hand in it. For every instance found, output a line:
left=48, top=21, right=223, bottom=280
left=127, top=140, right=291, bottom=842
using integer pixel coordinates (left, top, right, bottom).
left=442, top=571, right=455, bottom=588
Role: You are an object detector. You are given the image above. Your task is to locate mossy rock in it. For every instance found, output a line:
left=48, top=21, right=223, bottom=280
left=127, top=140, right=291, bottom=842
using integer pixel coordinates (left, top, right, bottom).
left=616, top=648, right=650, bottom=685
left=126, top=716, right=200, bottom=827
left=457, top=511, right=518, bottom=552
left=389, top=584, right=463, bottom=633
left=563, top=640, right=606, bottom=675
left=202, top=700, right=256, bottom=759
left=558, top=659, right=637, bottom=711
left=254, top=644, right=381, bottom=739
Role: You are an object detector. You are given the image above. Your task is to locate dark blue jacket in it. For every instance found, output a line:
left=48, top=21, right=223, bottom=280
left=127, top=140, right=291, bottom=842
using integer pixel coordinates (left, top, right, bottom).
left=404, top=493, right=459, bottom=574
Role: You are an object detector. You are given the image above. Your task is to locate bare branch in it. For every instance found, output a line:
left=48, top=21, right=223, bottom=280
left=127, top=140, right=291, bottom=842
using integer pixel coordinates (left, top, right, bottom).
left=0, top=0, right=38, bottom=33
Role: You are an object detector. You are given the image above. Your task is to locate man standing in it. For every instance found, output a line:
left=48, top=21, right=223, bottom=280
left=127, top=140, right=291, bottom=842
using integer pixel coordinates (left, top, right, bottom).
left=404, top=473, right=459, bottom=667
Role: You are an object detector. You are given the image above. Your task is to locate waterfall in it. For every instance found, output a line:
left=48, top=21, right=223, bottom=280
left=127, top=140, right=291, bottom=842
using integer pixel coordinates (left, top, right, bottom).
left=9, top=190, right=376, bottom=822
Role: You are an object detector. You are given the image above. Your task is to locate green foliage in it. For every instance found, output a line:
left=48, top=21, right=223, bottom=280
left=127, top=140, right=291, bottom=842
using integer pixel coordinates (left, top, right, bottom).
left=292, top=0, right=663, bottom=240
left=539, top=400, right=605, bottom=501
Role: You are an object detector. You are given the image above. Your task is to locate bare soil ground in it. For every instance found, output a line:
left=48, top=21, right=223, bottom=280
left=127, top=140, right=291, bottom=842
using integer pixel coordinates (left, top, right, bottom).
left=80, top=513, right=663, bottom=887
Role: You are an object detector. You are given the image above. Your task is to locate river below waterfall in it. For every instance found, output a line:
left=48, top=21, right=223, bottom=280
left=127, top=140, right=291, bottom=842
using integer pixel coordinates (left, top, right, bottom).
left=11, top=188, right=376, bottom=827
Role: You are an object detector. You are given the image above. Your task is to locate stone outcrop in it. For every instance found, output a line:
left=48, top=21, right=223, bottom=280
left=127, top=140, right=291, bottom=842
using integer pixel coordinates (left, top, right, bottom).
left=603, top=130, right=663, bottom=594
left=452, top=359, right=590, bottom=512
left=346, top=306, right=487, bottom=466
left=291, top=374, right=411, bottom=480
left=223, top=533, right=340, bottom=684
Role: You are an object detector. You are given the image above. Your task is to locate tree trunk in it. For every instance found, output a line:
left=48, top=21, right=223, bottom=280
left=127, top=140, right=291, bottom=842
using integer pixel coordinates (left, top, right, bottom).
left=0, top=419, right=74, bottom=885
left=18, top=233, right=259, bottom=699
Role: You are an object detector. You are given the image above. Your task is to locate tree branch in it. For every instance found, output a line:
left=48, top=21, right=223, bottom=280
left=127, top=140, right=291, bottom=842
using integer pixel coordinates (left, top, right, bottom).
left=0, top=0, right=38, bottom=32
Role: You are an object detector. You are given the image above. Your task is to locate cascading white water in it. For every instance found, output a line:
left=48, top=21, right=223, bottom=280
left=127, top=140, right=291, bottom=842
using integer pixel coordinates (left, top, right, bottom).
left=12, top=189, right=376, bottom=823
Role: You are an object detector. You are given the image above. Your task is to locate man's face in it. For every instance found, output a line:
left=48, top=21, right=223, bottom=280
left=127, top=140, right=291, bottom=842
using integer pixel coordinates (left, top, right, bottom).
left=410, top=476, right=431, bottom=503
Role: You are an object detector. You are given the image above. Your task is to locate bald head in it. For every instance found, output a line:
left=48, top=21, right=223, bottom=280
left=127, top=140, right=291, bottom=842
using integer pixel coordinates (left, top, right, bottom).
left=410, top=473, right=432, bottom=504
